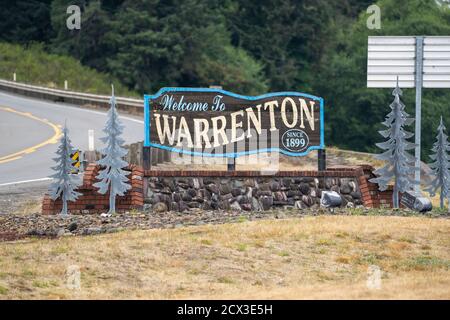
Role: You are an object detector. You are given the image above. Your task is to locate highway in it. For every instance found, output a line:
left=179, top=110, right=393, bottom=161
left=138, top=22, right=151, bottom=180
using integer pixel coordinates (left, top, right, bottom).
left=0, top=90, right=144, bottom=185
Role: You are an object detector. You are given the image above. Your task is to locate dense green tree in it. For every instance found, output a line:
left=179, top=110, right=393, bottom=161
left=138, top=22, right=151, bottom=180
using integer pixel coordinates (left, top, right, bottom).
left=226, top=0, right=373, bottom=92
left=108, top=0, right=267, bottom=94
left=51, top=0, right=114, bottom=71
left=316, top=0, right=450, bottom=159
left=0, top=0, right=53, bottom=43
left=1, top=0, right=449, bottom=158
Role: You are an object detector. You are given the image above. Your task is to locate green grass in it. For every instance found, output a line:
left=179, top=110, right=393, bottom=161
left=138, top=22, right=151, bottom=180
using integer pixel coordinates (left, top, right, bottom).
left=0, top=42, right=138, bottom=97
left=401, top=255, right=450, bottom=271
left=0, top=285, right=8, bottom=295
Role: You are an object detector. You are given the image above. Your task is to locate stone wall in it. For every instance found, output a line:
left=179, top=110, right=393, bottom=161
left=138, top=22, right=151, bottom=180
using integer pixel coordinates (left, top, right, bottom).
left=41, top=164, right=397, bottom=215
left=144, top=168, right=370, bottom=213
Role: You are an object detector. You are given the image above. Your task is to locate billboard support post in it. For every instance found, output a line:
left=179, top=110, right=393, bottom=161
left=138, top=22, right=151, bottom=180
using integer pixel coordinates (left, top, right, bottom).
left=414, top=36, right=424, bottom=192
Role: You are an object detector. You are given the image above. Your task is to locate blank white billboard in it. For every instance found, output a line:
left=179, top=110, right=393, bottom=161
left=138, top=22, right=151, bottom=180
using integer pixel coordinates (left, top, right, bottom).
left=367, top=36, right=450, bottom=88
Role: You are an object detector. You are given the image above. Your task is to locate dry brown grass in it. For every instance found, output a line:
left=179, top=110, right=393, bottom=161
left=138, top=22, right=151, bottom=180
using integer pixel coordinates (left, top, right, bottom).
left=0, top=215, right=449, bottom=300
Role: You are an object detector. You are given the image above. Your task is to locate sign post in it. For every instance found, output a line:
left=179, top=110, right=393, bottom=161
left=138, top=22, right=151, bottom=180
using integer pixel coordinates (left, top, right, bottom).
left=367, top=36, right=450, bottom=191
left=414, top=36, right=424, bottom=192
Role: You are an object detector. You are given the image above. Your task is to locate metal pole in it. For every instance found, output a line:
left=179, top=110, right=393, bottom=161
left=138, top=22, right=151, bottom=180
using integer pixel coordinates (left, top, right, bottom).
left=318, top=149, right=326, bottom=171
left=143, top=146, right=152, bottom=170
left=414, top=36, right=424, bottom=192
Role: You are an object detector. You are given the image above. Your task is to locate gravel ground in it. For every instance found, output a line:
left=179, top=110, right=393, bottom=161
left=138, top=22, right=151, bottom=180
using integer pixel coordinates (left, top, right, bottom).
left=0, top=206, right=448, bottom=242
left=0, top=180, right=447, bottom=242
left=0, top=180, right=49, bottom=215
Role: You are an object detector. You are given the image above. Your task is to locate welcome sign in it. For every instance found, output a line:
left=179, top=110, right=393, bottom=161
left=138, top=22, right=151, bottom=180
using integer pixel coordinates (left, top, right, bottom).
left=144, top=88, right=324, bottom=157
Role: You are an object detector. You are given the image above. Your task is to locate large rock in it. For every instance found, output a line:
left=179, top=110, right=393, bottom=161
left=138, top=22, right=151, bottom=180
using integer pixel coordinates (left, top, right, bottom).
left=259, top=183, right=271, bottom=192
left=244, top=179, right=256, bottom=187
left=251, top=197, right=262, bottom=211
left=67, top=222, right=78, bottom=232
left=256, top=190, right=272, bottom=197
left=178, top=201, right=190, bottom=212
left=172, top=193, right=182, bottom=203
left=340, top=183, right=352, bottom=194
left=245, top=187, right=253, bottom=198
left=286, top=190, right=301, bottom=198
left=350, top=191, right=362, bottom=199
left=220, top=193, right=233, bottom=201
left=237, top=195, right=249, bottom=204
left=202, top=201, right=212, bottom=210
left=170, top=202, right=179, bottom=212
left=200, top=189, right=211, bottom=200
left=270, top=181, right=281, bottom=192
left=231, top=188, right=242, bottom=197
left=331, top=185, right=340, bottom=194
left=232, top=180, right=244, bottom=188
left=310, top=188, right=321, bottom=198
left=153, top=202, right=168, bottom=213
left=219, top=184, right=232, bottom=195
left=301, top=195, right=314, bottom=207
left=230, top=201, right=242, bottom=211
left=282, top=178, right=292, bottom=188
left=259, top=196, right=274, bottom=210
left=219, top=200, right=231, bottom=210
left=295, top=200, right=308, bottom=209
left=206, top=184, right=220, bottom=195
left=299, top=183, right=311, bottom=195
left=274, top=191, right=287, bottom=202
left=188, top=202, right=201, bottom=209
left=187, top=188, right=197, bottom=197
left=181, top=192, right=192, bottom=202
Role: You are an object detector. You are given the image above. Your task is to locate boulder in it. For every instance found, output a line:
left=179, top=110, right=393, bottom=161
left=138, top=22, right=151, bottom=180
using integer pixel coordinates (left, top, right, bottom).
left=67, top=222, right=78, bottom=232
left=206, top=184, right=220, bottom=195
left=340, top=183, right=352, bottom=194
left=302, top=195, right=314, bottom=207
left=187, top=188, right=197, bottom=197
left=331, top=185, right=340, bottom=194
left=172, top=193, right=182, bottom=203
left=182, top=192, right=192, bottom=202
left=259, top=196, right=274, bottom=210
left=299, top=183, right=311, bottom=195
left=219, top=200, right=231, bottom=210
left=153, top=202, right=168, bottom=213
left=244, top=178, right=256, bottom=187
left=270, top=181, right=281, bottom=192
left=230, top=201, right=242, bottom=211
left=231, top=188, right=242, bottom=197
left=350, top=191, right=362, bottom=199
left=251, top=197, right=262, bottom=211
left=295, top=200, right=308, bottom=209
left=170, top=202, right=179, bottom=212
left=178, top=201, right=190, bottom=212
left=219, top=184, right=232, bottom=195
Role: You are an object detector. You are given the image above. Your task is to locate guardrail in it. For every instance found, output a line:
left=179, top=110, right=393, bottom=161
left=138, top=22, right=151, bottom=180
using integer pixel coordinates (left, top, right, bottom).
left=0, top=78, right=144, bottom=114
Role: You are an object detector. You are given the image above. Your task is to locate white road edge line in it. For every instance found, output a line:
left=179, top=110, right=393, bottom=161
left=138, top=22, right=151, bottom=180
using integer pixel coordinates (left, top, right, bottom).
left=0, top=91, right=144, bottom=124
left=0, top=177, right=52, bottom=187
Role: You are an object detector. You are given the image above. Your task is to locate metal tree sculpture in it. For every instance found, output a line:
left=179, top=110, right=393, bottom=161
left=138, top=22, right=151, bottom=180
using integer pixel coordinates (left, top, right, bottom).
left=94, top=85, right=131, bottom=214
left=369, top=81, right=416, bottom=208
left=48, top=122, right=81, bottom=215
left=425, top=116, right=450, bottom=209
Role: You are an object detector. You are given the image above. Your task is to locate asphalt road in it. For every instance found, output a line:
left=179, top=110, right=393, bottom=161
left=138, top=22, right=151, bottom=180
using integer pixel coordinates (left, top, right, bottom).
left=0, top=90, right=144, bottom=186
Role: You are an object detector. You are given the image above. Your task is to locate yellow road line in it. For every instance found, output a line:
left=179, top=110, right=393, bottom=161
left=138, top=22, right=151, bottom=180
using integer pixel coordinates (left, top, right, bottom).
left=0, top=156, right=22, bottom=164
left=0, top=106, right=62, bottom=163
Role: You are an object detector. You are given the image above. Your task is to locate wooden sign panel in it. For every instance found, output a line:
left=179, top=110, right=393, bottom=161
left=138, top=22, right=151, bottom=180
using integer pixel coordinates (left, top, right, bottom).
left=144, top=88, right=324, bottom=157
